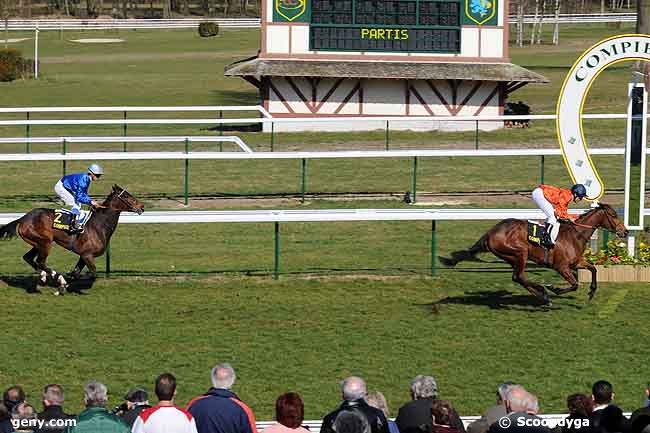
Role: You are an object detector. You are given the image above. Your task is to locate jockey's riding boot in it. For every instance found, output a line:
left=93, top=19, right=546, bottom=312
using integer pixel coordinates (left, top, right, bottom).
left=544, top=223, right=556, bottom=249
left=69, top=215, right=83, bottom=234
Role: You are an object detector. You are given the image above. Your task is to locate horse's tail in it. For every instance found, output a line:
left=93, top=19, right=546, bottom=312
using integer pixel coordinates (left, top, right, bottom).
left=0, top=219, right=20, bottom=241
left=439, top=233, right=489, bottom=267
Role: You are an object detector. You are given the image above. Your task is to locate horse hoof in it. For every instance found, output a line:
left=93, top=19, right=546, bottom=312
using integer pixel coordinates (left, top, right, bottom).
left=53, top=290, right=60, bottom=296
left=57, top=275, right=68, bottom=292
left=39, top=271, right=47, bottom=284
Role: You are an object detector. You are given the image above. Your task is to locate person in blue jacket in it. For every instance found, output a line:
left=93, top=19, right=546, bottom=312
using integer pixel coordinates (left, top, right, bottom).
left=54, top=164, right=104, bottom=232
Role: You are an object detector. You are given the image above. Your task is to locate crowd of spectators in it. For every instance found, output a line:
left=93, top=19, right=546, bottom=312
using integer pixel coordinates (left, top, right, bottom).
left=1, top=366, right=649, bottom=433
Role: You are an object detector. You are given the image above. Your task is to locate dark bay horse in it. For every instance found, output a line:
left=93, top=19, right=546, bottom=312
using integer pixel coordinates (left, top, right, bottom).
left=439, top=204, right=628, bottom=306
left=0, top=185, right=144, bottom=294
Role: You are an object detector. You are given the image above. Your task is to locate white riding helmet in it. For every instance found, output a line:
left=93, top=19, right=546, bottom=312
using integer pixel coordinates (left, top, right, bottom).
left=88, top=163, right=104, bottom=176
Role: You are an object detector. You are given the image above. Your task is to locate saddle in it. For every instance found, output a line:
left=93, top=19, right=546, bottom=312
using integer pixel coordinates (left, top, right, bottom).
left=53, top=209, right=91, bottom=234
left=527, top=221, right=553, bottom=249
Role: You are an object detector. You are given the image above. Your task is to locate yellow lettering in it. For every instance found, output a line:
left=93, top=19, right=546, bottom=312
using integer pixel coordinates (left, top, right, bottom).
left=369, top=29, right=378, bottom=39
left=54, top=213, right=62, bottom=224
left=401, top=29, right=409, bottom=40
left=361, top=28, right=369, bottom=38
left=377, top=29, right=386, bottom=39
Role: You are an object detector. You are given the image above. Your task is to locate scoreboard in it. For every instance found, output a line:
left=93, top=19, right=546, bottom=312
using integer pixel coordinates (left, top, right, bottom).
left=309, top=0, right=461, bottom=53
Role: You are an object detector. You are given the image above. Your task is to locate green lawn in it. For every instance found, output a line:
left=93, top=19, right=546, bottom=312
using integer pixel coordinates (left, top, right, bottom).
left=0, top=23, right=649, bottom=420
left=0, top=218, right=648, bottom=418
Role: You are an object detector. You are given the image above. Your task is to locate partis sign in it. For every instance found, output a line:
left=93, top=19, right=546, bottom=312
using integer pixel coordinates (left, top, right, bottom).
left=557, top=34, right=650, bottom=200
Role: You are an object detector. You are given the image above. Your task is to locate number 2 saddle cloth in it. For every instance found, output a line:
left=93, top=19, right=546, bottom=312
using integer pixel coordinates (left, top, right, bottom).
left=53, top=209, right=91, bottom=233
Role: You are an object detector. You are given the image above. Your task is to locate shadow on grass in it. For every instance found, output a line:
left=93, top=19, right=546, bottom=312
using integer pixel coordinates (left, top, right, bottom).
left=0, top=275, right=41, bottom=294
left=0, top=274, right=96, bottom=295
left=423, top=289, right=583, bottom=313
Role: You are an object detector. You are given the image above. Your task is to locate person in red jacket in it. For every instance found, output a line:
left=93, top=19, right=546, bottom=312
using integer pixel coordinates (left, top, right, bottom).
left=531, top=183, right=587, bottom=248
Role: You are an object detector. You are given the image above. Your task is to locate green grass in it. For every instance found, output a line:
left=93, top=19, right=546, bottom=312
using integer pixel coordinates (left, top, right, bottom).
left=1, top=219, right=649, bottom=418
left=1, top=23, right=649, bottom=421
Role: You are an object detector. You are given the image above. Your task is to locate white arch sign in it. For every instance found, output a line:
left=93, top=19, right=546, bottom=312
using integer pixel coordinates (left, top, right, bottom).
left=557, top=33, right=650, bottom=201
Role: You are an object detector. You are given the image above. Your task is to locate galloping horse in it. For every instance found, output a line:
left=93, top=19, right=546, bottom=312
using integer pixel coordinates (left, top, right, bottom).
left=0, top=185, right=144, bottom=294
left=439, top=204, right=628, bottom=306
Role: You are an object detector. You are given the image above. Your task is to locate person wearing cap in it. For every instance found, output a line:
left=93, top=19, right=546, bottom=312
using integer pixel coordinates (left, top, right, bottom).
left=395, top=376, right=465, bottom=433
left=54, top=163, right=104, bottom=233
left=119, top=389, right=151, bottom=428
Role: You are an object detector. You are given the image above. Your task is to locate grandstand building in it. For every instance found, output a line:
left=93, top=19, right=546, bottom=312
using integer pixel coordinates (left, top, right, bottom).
left=225, top=0, right=547, bottom=131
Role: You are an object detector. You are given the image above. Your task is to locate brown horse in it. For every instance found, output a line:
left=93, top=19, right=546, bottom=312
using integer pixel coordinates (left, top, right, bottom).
left=0, top=185, right=144, bottom=294
left=439, top=203, right=628, bottom=306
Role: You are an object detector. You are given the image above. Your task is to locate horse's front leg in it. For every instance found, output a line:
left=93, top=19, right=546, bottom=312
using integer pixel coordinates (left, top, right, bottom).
left=547, top=265, right=579, bottom=296
left=70, top=257, right=87, bottom=280
left=576, top=258, right=598, bottom=300
left=83, top=255, right=97, bottom=279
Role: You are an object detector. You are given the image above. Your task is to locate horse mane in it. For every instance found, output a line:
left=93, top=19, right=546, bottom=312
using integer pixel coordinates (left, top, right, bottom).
left=101, top=185, right=124, bottom=207
left=575, top=203, right=615, bottom=222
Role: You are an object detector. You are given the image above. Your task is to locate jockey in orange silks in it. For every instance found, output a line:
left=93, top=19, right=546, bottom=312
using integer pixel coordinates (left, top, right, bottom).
left=531, top=183, right=587, bottom=247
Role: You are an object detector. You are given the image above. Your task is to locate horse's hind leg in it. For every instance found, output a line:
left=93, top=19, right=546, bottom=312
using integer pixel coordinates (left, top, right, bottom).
left=506, top=254, right=551, bottom=306
left=35, top=243, right=67, bottom=294
left=22, top=248, right=39, bottom=271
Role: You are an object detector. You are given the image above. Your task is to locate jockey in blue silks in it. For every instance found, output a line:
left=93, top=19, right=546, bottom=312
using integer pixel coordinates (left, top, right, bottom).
left=54, top=164, right=104, bottom=232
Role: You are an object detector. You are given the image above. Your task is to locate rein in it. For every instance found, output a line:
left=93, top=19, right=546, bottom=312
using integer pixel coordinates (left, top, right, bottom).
left=570, top=208, right=617, bottom=234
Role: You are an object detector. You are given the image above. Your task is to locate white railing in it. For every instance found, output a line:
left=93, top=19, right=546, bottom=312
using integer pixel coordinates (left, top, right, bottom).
left=0, top=142, right=626, bottom=161
left=5, top=18, right=261, bottom=30
left=0, top=208, right=607, bottom=225
left=0, top=105, right=271, bottom=118
left=510, top=12, right=636, bottom=24
left=1, top=14, right=637, bottom=30
left=0, top=113, right=633, bottom=127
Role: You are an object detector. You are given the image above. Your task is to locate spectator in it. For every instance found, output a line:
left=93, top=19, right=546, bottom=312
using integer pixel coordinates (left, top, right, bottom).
left=590, top=381, right=626, bottom=433
left=12, top=402, right=37, bottom=433
left=467, top=382, right=516, bottom=433
left=186, top=363, right=257, bottom=433
left=3, top=387, right=25, bottom=414
left=431, top=400, right=462, bottom=433
left=37, top=384, right=75, bottom=433
left=1, top=403, right=13, bottom=433
left=629, top=415, right=650, bottom=433
left=630, top=385, right=650, bottom=433
left=132, top=373, right=197, bottom=433
left=556, top=393, right=592, bottom=433
left=395, top=376, right=464, bottom=433
left=487, top=385, right=551, bottom=433
left=63, top=380, right=129, bottom=433
left=321, top=377, right=388, bottom=433
left=261, top=392, right=310, bottom=433
left=366, top=391, right=399, bottom=433
left=117, top=389, right=151, bottom=428
left=599, top=406, right=626, bottom=433
left=334, top=411, right=371, bottom=433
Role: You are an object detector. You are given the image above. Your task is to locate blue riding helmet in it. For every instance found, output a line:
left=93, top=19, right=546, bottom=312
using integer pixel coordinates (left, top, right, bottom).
left=571, top=183, right=587, bottom=199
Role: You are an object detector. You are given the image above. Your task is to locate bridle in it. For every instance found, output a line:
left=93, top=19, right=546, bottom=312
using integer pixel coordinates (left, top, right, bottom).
left=571, top=207, right=620, bottom=234
left=106, top=189, right=139, bottom=213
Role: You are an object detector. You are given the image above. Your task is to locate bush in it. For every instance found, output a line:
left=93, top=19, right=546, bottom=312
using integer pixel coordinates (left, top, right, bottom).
left=0, top=48, right=28, bottom=82
left=198, top=21, right=220, bottom=37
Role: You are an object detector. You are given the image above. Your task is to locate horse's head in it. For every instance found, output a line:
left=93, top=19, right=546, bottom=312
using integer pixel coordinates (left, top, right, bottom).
left=104, top=185, right=145, bottom=215
left=581, top=203, right=628, bottom=237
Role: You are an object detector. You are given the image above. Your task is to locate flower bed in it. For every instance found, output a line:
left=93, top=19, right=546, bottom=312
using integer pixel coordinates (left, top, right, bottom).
left=578, top=239, right=650, bottom=282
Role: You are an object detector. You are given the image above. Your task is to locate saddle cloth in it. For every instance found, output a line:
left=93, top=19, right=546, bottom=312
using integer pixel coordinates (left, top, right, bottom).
left=527, top=220, right=548, bottom=248
left=53, top=209, right=91, bottom=232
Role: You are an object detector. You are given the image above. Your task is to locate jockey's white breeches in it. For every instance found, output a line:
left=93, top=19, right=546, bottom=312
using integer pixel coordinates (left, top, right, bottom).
left=55, top=181, right=81, bottom=214
left=532, top=187, right=557, bottom=225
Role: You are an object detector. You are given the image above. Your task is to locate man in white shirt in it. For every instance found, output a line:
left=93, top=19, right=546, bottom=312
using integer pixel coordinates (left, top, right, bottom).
left=132, top=373, right=197, bottom=433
